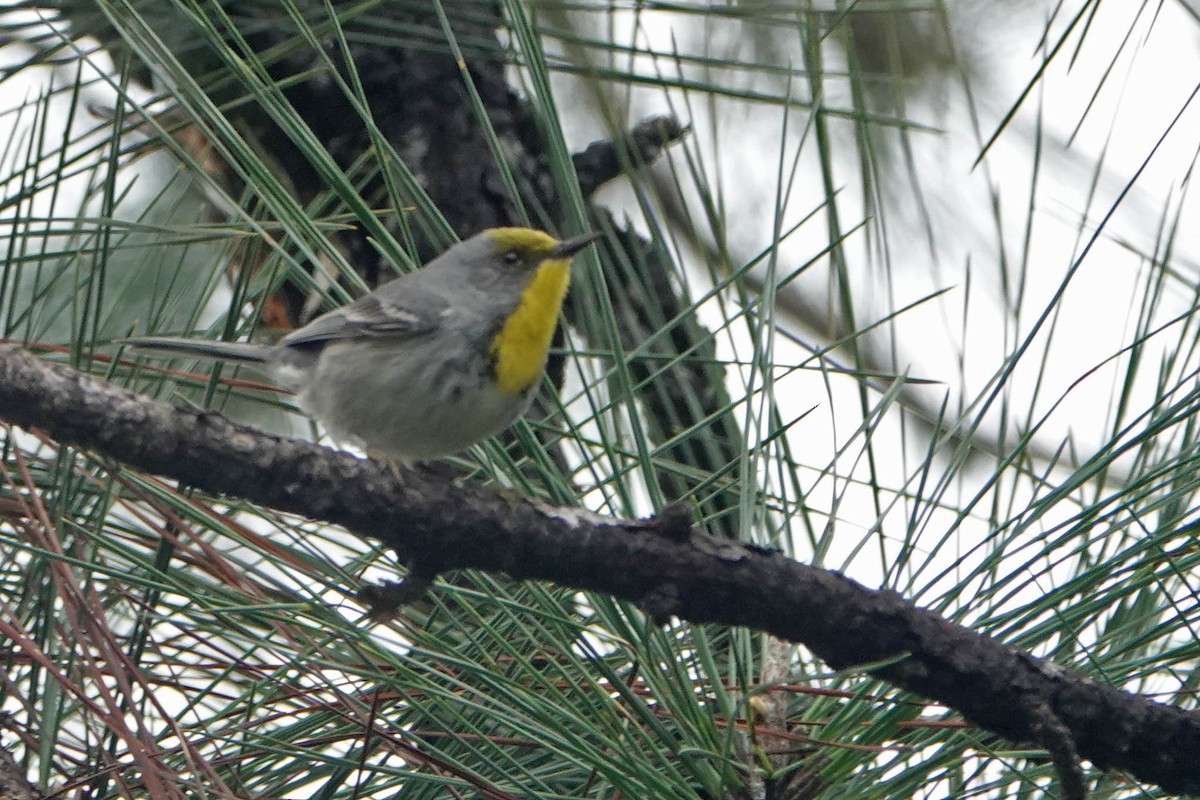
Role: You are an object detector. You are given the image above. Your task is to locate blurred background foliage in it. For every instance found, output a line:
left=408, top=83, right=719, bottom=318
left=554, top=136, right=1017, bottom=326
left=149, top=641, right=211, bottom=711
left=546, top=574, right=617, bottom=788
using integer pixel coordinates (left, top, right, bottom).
left=1, top=1, right=1199, bottom=798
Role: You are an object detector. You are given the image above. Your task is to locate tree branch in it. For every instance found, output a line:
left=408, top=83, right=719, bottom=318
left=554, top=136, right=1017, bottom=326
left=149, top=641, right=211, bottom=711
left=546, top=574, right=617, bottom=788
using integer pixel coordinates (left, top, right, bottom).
left=1, top=345, right=1197, bottom=795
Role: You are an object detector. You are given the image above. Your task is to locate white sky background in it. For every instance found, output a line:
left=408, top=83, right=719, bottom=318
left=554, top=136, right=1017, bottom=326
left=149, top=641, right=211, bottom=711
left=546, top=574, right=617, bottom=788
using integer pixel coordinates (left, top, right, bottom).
left=554, top=1, right=1200, bottom=608
left=3, top=1, right=1200, bottom=607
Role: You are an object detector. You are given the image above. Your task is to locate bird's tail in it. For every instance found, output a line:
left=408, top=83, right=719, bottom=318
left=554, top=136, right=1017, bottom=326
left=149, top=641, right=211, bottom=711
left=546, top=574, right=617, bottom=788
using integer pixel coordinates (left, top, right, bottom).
left=120, top=336, right=274, bottom=364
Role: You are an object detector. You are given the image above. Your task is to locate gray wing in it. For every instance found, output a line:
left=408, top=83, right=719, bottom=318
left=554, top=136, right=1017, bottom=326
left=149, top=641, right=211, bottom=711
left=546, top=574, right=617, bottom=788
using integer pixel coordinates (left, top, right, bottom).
left=280, top=277, right=449, bottom=348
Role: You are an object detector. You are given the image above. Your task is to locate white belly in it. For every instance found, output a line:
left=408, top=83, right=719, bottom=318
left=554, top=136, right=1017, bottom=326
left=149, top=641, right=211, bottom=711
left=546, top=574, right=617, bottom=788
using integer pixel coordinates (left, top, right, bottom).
left=291, top=337, right=536, bottom=462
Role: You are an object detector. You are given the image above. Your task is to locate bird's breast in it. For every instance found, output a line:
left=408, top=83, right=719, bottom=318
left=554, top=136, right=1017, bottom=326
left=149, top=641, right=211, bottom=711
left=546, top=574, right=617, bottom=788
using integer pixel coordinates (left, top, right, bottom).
left=488, top=258, right=570, bottom=394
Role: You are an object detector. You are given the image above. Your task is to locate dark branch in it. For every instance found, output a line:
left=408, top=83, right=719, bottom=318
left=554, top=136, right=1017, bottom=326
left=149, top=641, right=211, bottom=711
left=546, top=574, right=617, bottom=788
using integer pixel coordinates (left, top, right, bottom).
left=573, top=115, right=688, bottom=198
left=0, top=734, right=40, bottom=800
left=2, top=345, right=1198, bottom=795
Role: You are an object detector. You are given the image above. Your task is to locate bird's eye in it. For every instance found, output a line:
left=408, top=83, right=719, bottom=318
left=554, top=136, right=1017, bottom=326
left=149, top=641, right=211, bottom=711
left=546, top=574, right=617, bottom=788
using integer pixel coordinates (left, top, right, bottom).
left=503, top=249, right=522, bottom=266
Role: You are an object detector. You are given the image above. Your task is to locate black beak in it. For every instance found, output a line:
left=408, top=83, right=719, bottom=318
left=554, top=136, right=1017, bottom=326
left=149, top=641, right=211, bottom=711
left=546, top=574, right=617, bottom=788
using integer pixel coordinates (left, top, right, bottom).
left=552, top=231, right=602, bottom=259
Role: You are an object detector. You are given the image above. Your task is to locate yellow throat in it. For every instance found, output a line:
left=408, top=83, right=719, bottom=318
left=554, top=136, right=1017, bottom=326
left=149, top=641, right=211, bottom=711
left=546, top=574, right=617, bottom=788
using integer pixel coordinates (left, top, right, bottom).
left=489, top=230, right=573, bottom=394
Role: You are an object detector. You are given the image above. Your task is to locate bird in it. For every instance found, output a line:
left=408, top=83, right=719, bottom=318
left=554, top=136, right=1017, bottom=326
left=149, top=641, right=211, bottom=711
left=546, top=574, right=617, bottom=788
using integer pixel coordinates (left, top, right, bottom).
left=123, top=227, right=600, bottom=462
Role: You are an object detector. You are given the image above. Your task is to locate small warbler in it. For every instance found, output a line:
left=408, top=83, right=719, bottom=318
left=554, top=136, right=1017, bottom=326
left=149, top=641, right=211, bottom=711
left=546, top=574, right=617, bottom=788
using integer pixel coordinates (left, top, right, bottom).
left=124, top=227, right=599, bottom=461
